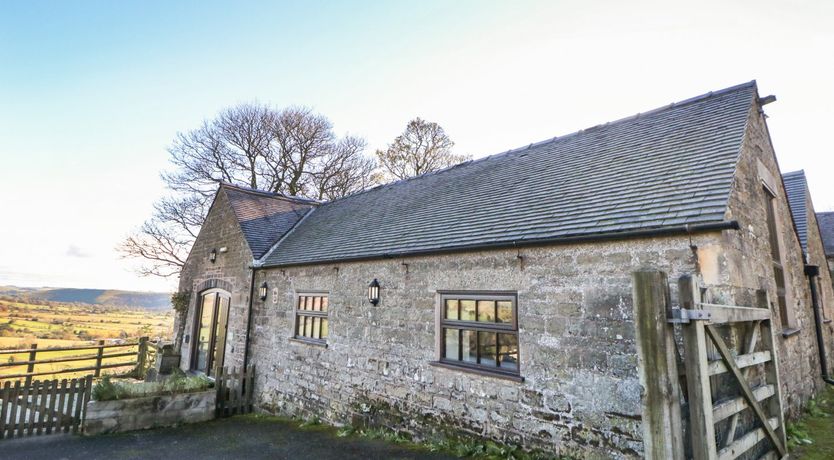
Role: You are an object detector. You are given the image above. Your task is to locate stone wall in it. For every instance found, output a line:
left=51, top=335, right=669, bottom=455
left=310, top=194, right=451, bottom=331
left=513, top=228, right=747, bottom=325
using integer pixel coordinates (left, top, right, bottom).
left=249, top=235, right=722, bottom=459
left=176, top=189, right=253, bottom=373
left=720, top=103, right=827, bottom=417
left=84, top=390, right=216, bottom=435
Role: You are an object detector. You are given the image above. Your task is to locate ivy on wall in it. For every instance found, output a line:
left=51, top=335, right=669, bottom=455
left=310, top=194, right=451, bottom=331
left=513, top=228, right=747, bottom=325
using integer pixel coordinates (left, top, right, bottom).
left=171, top=291, right=191, bottom=315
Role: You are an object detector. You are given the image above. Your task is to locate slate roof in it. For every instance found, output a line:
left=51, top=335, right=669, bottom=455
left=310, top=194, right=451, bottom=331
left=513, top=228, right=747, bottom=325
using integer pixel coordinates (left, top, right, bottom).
left=818, top=212, right=834, bottom=257
left=261, top=81, right=758, bottom=267
left=782, top=170, right=809, bottom=252
left=222, top=184, right=316, bottom=259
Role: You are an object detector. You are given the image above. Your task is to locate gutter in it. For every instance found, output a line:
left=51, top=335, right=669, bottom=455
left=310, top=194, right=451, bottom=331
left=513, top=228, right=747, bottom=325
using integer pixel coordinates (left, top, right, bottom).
left=805, top=264, right=834, bottom=386
left=262, top=220, right=741, bottom=269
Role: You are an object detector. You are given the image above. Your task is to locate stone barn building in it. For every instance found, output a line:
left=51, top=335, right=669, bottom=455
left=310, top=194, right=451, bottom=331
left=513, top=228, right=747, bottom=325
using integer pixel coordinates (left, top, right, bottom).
left=174, top=81, right=834, bottom=458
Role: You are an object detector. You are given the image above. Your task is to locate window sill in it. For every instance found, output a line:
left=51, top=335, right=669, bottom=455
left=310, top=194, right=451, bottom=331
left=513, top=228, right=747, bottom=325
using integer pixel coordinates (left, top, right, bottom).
left=288, top=337, right=328, bottom=348
left=429, top=361, right=524, bottom=383
left=781, top=327, right=801, bottom=338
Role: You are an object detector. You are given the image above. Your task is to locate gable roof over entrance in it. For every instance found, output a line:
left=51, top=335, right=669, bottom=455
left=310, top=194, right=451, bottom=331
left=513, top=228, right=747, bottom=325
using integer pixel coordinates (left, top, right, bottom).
left=260, top=82, right=758, bottom=267
left=222, top=184, right=317, bottom=259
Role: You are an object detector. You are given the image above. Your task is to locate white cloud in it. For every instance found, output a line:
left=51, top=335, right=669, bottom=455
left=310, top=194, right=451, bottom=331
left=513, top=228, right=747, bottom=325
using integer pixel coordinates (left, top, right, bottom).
left=65, top=245, right=91, bottom=258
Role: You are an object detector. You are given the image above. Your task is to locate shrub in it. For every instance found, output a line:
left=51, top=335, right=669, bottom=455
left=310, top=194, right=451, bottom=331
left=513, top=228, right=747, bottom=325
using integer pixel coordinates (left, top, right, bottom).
left=92, top=373, right=213, bottom=401
left=92, top=376, right=127, bottom=401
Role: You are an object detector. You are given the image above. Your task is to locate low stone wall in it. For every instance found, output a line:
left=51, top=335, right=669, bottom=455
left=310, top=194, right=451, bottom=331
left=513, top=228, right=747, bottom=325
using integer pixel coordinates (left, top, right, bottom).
left=84, top=390, right=216, bottom=436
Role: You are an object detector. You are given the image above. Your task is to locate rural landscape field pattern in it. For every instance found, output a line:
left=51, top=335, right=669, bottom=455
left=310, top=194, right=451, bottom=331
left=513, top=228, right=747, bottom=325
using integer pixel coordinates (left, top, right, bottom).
left=0, top=297, right=172, bottom=380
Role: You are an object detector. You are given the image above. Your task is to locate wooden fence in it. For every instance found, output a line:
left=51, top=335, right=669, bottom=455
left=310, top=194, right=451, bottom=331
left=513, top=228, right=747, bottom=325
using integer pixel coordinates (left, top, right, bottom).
left=633, top=270, right=787, bottom=460
left=215, top=366, right=254, bottom=417
left=0, top=337, right=150, bottom=384
left=0, top=375, right=93, bottom=438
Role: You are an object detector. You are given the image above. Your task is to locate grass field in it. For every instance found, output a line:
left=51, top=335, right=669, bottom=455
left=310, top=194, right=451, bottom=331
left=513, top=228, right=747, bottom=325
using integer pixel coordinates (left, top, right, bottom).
left=0, top=299, right=173, bottom=381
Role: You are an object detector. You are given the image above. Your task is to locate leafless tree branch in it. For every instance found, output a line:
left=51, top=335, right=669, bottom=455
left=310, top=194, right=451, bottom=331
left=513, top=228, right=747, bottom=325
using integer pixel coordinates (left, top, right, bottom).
left=376, top=118, right=470, bottom=181
left=120, top=103, right=378, bottom=279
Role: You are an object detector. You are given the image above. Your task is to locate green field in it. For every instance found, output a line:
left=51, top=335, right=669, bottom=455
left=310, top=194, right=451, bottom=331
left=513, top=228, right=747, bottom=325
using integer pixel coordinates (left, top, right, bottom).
left=0, top=299, right=173, bottom=380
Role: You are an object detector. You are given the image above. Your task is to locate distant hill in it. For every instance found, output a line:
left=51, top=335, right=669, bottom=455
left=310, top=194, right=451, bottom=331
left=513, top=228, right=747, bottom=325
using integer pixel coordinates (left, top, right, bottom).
left=0, top=286, right=171, bottom=311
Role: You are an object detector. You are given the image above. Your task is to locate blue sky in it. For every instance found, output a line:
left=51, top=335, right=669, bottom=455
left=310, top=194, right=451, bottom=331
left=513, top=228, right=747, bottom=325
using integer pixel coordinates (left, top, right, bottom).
left=1, top=0, right=833, bottom=292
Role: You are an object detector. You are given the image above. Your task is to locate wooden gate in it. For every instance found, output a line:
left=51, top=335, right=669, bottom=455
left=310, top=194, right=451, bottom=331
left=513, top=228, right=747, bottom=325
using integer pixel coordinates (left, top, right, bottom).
left=215, top=366, right=254, bottom=417
left=0, top=375, right=93, bottom=439
left=633, top=271, right=787, bottom=460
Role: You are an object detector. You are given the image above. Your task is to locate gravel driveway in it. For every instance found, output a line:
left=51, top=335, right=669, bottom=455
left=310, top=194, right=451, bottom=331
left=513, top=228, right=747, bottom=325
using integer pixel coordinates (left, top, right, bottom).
left=1, top=414, right=456, bottom=460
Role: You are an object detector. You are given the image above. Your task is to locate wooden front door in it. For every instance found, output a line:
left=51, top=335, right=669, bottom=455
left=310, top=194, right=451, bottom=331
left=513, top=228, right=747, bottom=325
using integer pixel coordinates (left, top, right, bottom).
left=192, top=290, right=230, bottom=377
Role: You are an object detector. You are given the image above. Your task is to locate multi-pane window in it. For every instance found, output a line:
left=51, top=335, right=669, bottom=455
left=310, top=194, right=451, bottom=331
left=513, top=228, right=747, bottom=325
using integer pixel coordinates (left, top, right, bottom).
left=818, top=278, right=829, bottom=321
left=440, top=293, right=519, bottom=375
left=294, top=294, right=329, bottom=343
left=764, top=187, right=791, bottom=328
left=830, top=267, right=834, bottom=303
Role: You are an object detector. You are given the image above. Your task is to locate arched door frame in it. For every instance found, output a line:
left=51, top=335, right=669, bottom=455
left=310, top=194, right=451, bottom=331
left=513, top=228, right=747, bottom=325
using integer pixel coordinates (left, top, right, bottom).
left=191, top=288, right=231, bottom=377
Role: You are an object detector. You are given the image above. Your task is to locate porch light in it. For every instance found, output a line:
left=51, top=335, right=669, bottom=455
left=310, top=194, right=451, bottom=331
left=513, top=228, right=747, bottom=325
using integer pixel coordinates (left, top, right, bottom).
left=210, top=249, right=217, bottom=263
left=259, top=282, right=268, bottom=301
left=368, top=279, right=380, bottom=305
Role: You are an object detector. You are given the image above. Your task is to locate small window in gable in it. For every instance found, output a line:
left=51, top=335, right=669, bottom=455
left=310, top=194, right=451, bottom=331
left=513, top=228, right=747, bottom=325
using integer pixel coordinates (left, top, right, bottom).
left=763, top=187, right=795, bottom=330
left=817, top=278, right=829, bottom=321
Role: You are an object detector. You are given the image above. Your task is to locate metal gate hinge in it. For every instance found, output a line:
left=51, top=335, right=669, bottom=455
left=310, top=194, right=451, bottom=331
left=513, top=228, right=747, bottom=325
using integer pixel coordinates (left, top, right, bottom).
left=667, top=307, right=711, bottom=324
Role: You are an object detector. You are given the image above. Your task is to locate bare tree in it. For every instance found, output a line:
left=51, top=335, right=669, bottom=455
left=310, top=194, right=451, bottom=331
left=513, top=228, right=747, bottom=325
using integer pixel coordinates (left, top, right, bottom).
left=119, top=220, right=191, bottom=278
left=312, top=136, right=380, bottom=201
left=376, top=118, right=471, bottom=181
left=120, top=103, right=377, bottom=278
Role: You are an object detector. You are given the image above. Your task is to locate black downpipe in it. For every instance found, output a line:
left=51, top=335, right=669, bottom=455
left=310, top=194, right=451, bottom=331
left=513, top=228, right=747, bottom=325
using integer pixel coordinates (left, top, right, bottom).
left=242, top=267, right=257, bottom=373
left=806, top=264, right=834, bottom=386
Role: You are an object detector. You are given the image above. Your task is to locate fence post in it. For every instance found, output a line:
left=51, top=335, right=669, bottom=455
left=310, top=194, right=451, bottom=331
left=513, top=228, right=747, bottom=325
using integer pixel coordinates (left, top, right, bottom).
left=136, top=337, right=149, bottom=378
left=24, top=344, right=38, bottom=388
left=679, top=274, right=718, bottom=460
left=216, top=367, right=225, bottom=418
left=80, top=375, right=93, bottom=433
left=632, top=269, right=684, bottom=460
left=94, top=340, right=105, bottom=377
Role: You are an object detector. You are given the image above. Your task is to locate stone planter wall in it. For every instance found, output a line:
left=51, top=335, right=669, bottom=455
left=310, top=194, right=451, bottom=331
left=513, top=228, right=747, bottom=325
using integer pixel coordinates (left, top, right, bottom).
left=84, top=389, right=216, bottom=436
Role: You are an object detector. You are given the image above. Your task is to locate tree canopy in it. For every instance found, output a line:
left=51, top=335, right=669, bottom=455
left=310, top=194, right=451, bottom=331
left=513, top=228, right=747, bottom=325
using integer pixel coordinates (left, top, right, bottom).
left=375, top=118, right=471, bottom=181
left=121, top=110, right=469, bottom=279
left=120, top=104, right=377, bottom=278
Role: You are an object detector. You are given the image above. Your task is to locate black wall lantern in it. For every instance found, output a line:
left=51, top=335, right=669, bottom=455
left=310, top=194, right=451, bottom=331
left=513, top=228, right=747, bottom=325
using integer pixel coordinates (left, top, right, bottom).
left=209, top=249, right=217, bottom=263
left=367, top=279, right=380, bottom=305
left=259, top=282, right=268, bottom=301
